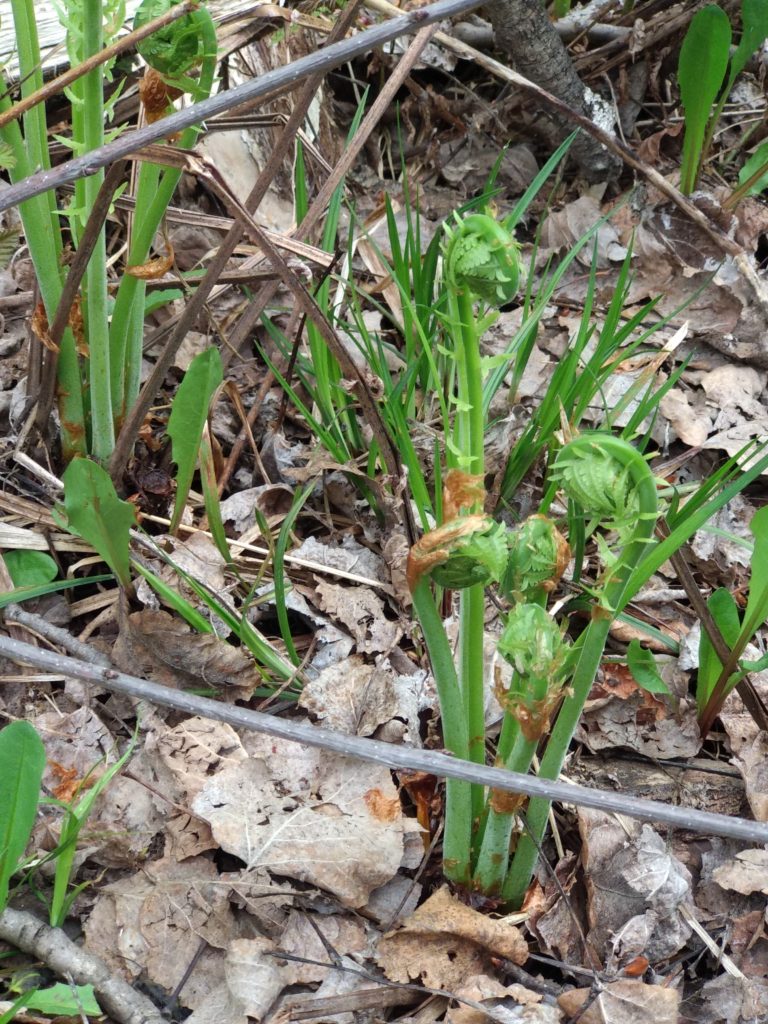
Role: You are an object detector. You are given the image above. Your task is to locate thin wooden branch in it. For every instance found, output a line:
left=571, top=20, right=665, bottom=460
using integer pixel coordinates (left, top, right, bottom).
left=1, top=633, right=767, bottom=844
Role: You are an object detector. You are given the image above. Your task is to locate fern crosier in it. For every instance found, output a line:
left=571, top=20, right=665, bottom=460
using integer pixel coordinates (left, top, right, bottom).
left=133, top=0, right=217, bottom=99
left=552, top=438, right=641, bottom=542
left=442, top=212, right=521, bottom=306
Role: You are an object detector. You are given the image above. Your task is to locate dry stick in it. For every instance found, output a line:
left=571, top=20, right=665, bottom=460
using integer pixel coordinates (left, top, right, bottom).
left=0, top=906, right=164, bottom=1024
left=0, top=1, right=198, bottom=131
left=31, top=160, right=128, bottom=440
left=1, top=633, right=767, bottom=843
left=364, top=0, right=768, bottom=312
left=107, top=0, right=364, bottom=483
left=657, top=516, right=768, bottom=734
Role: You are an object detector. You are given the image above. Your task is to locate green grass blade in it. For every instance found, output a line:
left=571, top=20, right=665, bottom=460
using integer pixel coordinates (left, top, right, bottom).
left=0, top=575, right=113, bottom=610
left=168, top=347, right=223, bottom=534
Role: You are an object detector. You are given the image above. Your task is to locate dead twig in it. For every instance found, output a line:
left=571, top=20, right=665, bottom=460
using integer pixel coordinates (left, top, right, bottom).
left=0, top=907, right=165, bottom=1024
left=2, top=633, right=768, bottom=844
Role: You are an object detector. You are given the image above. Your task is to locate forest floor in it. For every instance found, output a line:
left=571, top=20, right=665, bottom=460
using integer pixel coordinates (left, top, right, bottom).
left=1, top=2, right=768, bottom=1023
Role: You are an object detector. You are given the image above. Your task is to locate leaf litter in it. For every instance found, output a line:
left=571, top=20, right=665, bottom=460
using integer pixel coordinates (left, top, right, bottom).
left=3, top=3, right=768, bottom=1023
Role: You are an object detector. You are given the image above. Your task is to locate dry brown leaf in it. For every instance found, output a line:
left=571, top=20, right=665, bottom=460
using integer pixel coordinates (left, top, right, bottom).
left=150, top=716, right=248, bottom=801
left=579, top=813, right=692, bottom=962
left=192, top=732, right=415, bottom=907
left=314, top=580, right=402, bottom=655
left=83, top=854, right=239, bottom=989
left=576, top=664, right=700, bottom=760
left=113, top=607, right=261, bottom=699
left=449, top=975, right=555, bottom=1024
left=223, top=937, right=287, bottom=1021
left=299, top=654, right=430, bottom=741
left=377, top=886, right=527, bottom=989
left=713, top=850, right=768, bottom=896
left=539, top=193, right=627, bottom=267
left=558, top=979, right=679, bottom=1024
left=278, top=911, right=370, bottom=985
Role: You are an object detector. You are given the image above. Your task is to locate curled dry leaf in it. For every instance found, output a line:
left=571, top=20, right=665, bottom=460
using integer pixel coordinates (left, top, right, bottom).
left=377, top=886, right=527, bottom=990
left=126, top=242, right=175, bottom=279
left=112, top=607, right=261, bottom=700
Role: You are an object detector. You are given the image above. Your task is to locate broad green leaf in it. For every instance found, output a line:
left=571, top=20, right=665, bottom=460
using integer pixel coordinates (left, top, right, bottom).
left=730, top=0, right=768, bottom=84
left=0, top=722, right=45, bottom=911
left=167, top=347, right=223, bottom=534
left=697, top=588, right=741, bottom=714
left=22, top=983, right=101, bottom=1016
left=2, top=550, right=57, bottom=588
left=738, top=139, right=768, bottom=196
left=627, top=639, right=672, bottom=696
left=678, top=5, right=731, bottom=193
left=59, top=460, right=136, bottom=588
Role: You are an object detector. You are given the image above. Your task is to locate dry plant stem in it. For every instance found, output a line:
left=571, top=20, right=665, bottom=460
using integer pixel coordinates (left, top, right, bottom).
left=2, top=633, right=767, bottom=843
left=32, top=161, right=127, bottom=439
left=0, top=0, right=198, bottom=132
left=656, top=517, right=768, bottom=734
left=107, top=0, right=364, bottom=482
left=0, top=907, right=164, bottom=1024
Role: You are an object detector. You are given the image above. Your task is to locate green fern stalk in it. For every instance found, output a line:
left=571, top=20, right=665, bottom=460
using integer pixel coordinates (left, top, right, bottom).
left=502, top=433, right=658, bottom=905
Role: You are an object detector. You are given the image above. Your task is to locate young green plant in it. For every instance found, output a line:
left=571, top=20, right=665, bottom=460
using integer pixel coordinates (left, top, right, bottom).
left=678, top=1, right=768, bottom=194
left=697, top=505, right=768, bottom=736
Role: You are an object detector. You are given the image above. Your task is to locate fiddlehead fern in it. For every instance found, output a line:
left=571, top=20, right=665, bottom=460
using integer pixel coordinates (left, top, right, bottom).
left=443, top=212, right=522, bottom=306
left=134, top=0, right=217, bottom=100
left=502, top=432, right=659, bottom=906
